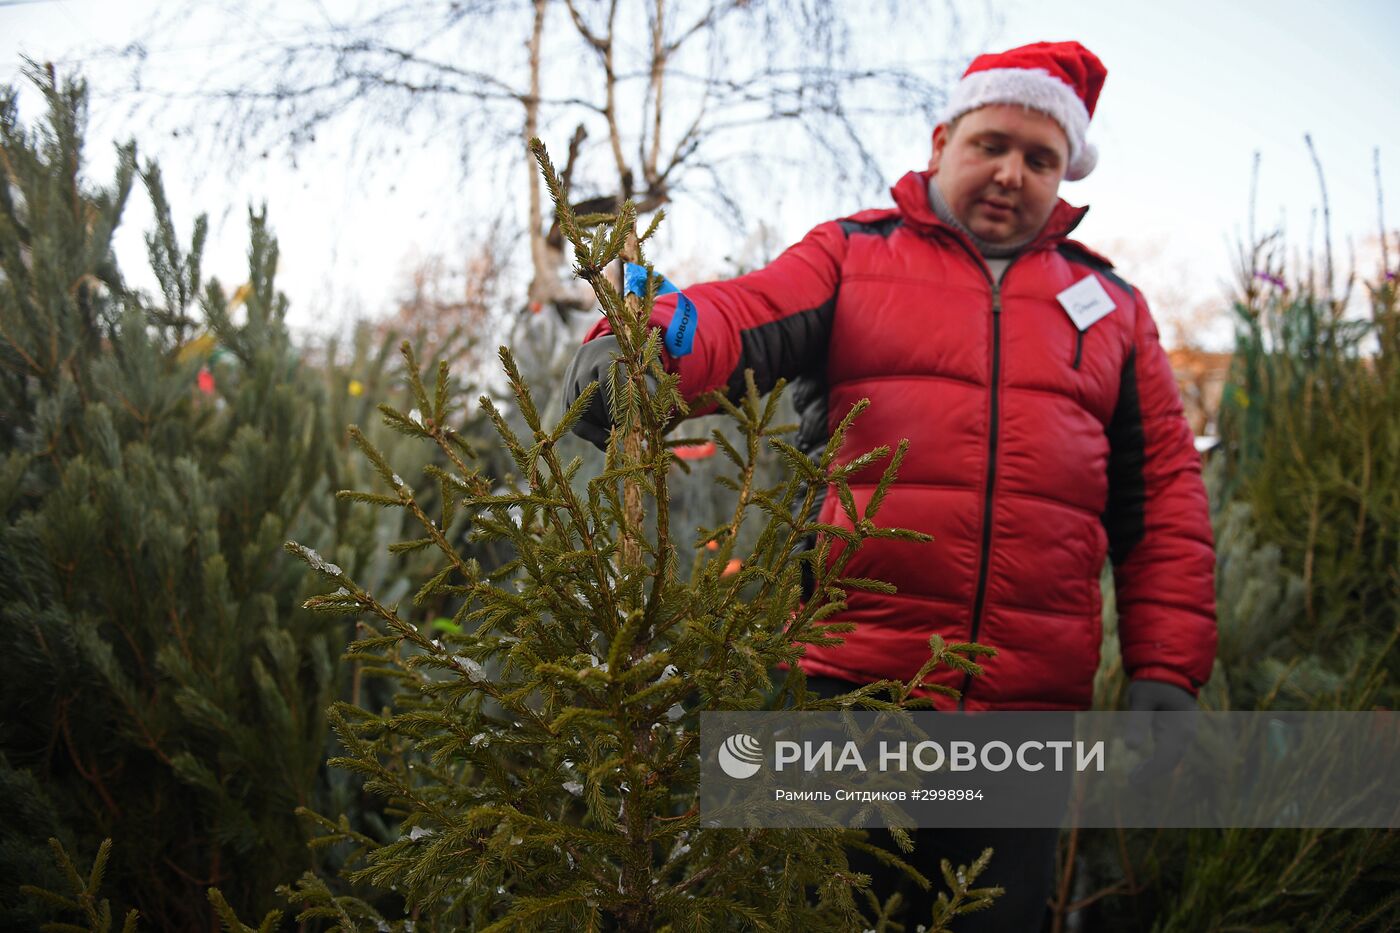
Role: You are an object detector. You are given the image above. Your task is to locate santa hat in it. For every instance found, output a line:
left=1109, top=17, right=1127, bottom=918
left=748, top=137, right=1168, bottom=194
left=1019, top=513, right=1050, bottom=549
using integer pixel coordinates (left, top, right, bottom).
left=940, top=41, right=1107, bottom=181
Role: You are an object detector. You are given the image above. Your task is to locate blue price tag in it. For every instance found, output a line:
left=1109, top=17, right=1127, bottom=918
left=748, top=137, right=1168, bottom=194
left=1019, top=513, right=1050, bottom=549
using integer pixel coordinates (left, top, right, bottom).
left=665, top=294, right=697, bottom=358
left=623, top=262, right=696, bottom=357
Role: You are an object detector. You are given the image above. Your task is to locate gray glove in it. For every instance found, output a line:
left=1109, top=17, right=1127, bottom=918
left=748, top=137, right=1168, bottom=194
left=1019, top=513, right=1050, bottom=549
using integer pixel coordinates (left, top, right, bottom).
left=1124, top=679, right=1199, bottom=786
left=561, top=335, right=659, bottom=451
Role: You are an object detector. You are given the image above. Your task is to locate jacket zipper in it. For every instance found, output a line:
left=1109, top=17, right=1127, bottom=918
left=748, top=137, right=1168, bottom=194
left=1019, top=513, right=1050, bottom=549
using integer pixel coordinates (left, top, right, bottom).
left=1072, top=330, right=1084, bottom=370
left=934, top=233, right=1031, bottom=711
left=958, top=279, right=1003, bottom=711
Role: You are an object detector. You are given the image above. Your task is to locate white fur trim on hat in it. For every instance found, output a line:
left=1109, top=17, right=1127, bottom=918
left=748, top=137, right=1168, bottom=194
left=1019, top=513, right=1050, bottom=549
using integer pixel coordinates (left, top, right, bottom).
left=940, top=67, right=1098, bottom=181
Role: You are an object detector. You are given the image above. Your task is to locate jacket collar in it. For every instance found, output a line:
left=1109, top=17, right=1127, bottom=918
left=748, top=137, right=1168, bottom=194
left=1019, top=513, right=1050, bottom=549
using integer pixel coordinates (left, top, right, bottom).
left=890, top=169, right=1089, bottom=252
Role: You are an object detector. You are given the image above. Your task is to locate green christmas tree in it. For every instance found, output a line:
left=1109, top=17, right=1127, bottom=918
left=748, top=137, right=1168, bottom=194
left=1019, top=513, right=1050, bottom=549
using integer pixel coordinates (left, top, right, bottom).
left=278, top=140, right=1001, bottom=931
left=1054, top=222, right=1400, bottom=931
left=1217, top=225, right=1399, bottom=698
left=0, top=65, right=345, bottom=929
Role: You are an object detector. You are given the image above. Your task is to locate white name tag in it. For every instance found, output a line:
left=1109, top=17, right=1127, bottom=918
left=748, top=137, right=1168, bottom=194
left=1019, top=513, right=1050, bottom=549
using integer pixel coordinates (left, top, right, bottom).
left=1056, top=275, right=1117, bottom=331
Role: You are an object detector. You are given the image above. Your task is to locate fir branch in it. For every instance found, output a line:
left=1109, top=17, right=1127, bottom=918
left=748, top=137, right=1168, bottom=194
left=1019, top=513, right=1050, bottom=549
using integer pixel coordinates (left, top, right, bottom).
left=20, top=838, right=139, bottom=933
left=207, top=887, right=282, bottom=933
left=335, top=489, right=404, bottom=508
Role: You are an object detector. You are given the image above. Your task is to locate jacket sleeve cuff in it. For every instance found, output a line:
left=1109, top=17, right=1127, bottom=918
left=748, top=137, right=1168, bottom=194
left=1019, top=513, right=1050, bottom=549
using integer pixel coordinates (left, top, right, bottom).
left=1128, top=665, right=1201, bottom=696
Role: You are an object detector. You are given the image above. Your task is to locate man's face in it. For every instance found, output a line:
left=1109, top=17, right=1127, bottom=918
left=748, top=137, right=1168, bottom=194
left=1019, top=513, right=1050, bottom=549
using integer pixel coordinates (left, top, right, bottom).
left=927, top=104, right=1070, bottom=245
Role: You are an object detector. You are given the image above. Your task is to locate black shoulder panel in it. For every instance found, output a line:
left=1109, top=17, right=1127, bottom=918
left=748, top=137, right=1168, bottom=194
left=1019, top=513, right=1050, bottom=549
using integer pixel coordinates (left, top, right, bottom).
left=838, top=216, right=903, bottom=239
left=1057, top=243, right=1137, bottom=300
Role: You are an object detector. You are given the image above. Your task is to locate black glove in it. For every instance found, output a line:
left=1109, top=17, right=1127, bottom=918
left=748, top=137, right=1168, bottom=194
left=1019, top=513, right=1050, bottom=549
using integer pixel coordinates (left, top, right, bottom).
left=1124, top=679, right=1199, bottom=786
left=561, top=335, right=660, bottom=451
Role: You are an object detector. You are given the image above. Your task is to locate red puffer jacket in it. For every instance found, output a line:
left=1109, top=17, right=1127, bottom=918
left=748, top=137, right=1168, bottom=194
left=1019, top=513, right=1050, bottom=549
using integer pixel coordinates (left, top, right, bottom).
left=584, top=170, right=1217, bottom=710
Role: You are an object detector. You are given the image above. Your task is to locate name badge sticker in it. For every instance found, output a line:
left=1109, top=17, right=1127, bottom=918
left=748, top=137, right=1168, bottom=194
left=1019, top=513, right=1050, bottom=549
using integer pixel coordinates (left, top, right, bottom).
left=1056, top=275, right=1117, bottom=331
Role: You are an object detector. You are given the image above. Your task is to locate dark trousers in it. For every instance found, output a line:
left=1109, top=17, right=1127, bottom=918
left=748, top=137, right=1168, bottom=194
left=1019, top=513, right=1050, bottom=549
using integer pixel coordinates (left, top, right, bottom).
left=804, top=675, right=1061, bottom=933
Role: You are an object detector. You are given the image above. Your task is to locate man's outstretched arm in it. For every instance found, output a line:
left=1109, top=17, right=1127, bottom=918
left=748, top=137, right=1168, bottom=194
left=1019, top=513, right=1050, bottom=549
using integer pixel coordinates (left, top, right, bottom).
left=565, top=221, right=849, bottom=444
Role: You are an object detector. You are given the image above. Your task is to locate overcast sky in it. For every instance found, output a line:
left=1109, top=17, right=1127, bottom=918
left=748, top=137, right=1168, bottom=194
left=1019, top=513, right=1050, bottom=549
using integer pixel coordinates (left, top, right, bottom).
left=5, top=0, right=1398, bottom=351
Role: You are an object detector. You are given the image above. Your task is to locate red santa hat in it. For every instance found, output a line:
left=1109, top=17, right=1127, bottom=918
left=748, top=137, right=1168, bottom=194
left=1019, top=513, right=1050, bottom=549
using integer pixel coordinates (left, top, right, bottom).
left=940, top=40, right=1107, bottom=181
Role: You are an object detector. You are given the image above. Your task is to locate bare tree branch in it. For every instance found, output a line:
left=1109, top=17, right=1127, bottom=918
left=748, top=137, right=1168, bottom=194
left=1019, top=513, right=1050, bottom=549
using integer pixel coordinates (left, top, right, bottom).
left=641, top=0, right=666, bottom=190
left=562, top=0, right=607, bottom=52
left=118, top=0, right=973, bottom=321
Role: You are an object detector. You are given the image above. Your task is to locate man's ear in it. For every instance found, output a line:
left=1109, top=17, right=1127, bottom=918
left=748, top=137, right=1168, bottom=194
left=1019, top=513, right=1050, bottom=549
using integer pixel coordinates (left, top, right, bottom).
left=928, top=124, right=949, bottom=174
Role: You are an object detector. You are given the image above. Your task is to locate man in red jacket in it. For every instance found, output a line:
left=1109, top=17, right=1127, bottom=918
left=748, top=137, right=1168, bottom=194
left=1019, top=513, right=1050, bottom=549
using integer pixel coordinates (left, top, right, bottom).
left=565, top=40, right=1217, bottom=931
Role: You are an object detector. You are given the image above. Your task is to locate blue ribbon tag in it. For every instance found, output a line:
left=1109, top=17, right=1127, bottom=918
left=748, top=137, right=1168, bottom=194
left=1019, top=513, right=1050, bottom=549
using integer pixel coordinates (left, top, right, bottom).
left=623, top=262, right=696, bottom=358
